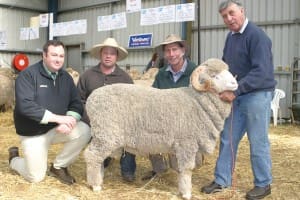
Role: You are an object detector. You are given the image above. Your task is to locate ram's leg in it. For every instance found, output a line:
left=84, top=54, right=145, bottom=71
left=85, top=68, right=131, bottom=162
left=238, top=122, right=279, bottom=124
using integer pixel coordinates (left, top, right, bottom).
left=84, top=145, right=104, bottom=191
left=174, top=144, right=197, bottom=200
left=195, top=151, right=204, bottom=167
left=178, top=169, right=193, bottom=200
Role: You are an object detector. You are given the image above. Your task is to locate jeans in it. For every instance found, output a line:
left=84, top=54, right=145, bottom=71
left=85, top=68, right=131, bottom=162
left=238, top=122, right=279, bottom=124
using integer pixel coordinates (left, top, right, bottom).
left=149, top=154, right=168, bottom=173
left=214, top=91, right=273, bottom=187
left=120, top=151, right=136, bottom=176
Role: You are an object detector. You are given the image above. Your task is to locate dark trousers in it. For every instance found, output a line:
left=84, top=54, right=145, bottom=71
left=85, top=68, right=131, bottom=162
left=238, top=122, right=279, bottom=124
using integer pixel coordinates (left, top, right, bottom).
left=120, top=151, right=136, bottom=176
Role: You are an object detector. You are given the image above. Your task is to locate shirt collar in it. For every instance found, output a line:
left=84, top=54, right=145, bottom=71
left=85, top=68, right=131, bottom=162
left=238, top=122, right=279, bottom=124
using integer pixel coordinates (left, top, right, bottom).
left=43, top=63, right=58, bottom=81
left=42, top=62, right=58, bottom=76
left=232, top=18, right=248, bottom=35
left=166, top=58, right=188, bottom=74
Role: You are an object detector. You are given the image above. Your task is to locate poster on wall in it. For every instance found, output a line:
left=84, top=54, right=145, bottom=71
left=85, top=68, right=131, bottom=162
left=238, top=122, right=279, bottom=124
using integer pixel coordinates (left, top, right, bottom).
left=0, top=31, right=7, bottom=49
left=140, top=5, right=176, bottom=26
left=39, top=13, right=49, bottom=27
left=19, top=27, right=39, bottom=40
left=175, top=3, right=195, bottom=22
left=140, top=3, right=195, bottom=26
left=29, top=27, right=39, bottom=40
left=140, top=8, right=159, bottom=26
left=128, top=33, right=152, bottom=48
left=158, top=5, right=176, bottom=24
left=126, top=0, right=141, bottom=13
left=30, top=16, right=40, bottom=28
left=52, top=19, right=87, bottom=37
left=97, top=12, right=127, bottom=31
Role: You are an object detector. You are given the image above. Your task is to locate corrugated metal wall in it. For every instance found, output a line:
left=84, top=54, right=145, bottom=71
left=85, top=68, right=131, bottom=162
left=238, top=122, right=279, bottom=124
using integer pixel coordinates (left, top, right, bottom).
left=0, top=1, right=48, bottom=68
left=1, top=0, right=299, bottom=119
left=0, top=0, right=47, bottom=11
left=191, top=0, right=300, bottom=118
left=57, top=0, right=182, bottom=71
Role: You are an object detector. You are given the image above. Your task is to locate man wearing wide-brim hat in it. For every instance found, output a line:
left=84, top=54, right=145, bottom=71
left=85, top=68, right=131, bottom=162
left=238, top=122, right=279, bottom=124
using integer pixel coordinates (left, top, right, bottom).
left=153, top=34, right=197, bottom=88
left=142, top=34, right=198, bottom=180
left=77, top=37, right=136, bottom=182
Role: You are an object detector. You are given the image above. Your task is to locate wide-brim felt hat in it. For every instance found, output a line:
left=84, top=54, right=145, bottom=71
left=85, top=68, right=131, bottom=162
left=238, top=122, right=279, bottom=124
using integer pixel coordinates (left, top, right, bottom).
left=90, top=37, right=128, bottom=61
left=155, top=34, right=186, bottom=53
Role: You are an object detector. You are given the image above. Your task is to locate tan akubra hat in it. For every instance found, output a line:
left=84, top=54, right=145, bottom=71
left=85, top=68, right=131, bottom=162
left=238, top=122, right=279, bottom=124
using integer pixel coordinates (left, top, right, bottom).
left=155, top=34, right=186, bottom=52
left=90, top=37, right=128, bottom=61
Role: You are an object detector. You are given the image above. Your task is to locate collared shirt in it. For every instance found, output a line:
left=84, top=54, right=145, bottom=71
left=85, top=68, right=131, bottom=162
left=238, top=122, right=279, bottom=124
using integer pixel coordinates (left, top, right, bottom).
left=42, top=63, right=58, bottom=81
left=166, top=59, right=188, bottom=83
left=77, top=64, right=133, bottom=125
left=232, top=18, right=248, bottom=35
left=14, top=60, right=83, bottom=136
left=41, top=63, right=81, bottom=122
left=224, top=20, right=276, bottom=96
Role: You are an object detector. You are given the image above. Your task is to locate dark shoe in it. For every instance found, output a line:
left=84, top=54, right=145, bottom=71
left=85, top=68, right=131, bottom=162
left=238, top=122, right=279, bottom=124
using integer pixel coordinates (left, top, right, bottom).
left=122, top=173, right=135, bottom=182
left=246, top=185, right=271, bottom=199
left=104, top=157, right=112, bottom=168
left=48, top=163, right=76, bottom=185
left=141, top=170, right=157, bottom=181
left=8, top=147, right=19, bottom=164
left=201, top=181, right=226, bottom=194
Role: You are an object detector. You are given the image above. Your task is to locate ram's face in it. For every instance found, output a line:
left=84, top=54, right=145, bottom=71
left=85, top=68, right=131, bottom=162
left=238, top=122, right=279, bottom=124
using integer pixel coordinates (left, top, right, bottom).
left=190, top=58, right=239, bottom=93
left=211, top=70, right=238, bottom=93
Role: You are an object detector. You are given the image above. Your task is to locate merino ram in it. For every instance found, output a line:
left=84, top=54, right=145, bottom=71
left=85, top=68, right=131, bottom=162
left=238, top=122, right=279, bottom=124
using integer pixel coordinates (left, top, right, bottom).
left=84, top=58, right=238, bottom=199
left=0, top=73, right=15, bottom=112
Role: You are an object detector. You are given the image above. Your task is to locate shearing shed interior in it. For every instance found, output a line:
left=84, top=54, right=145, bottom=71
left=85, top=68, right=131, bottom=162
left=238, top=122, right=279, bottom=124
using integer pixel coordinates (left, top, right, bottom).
left=0, top=0, right=300, bottom=199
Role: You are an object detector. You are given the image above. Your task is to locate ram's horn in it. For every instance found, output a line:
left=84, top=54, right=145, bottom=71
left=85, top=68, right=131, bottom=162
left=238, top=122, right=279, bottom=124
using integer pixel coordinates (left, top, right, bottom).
left=190, top=65, right=212, bottom=91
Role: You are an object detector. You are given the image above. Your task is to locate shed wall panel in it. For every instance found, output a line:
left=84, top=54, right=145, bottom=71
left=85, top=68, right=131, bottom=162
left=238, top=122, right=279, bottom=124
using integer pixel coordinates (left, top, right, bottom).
left=1, top=0, right=299, bottom=120
left=193, top=0, right=300, bottom=119
left=0, top=0, right=47, bottom=11
left=57, top=0, right=182, bottom=71
left=0, top=8, right=47, bottom=50
left=0, top=5, right=47, bottom=71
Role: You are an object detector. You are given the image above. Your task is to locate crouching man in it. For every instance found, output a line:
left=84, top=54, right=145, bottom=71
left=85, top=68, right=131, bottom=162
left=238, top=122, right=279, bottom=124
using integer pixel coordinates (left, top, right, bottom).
left=8, top=40, right=91, bottom=185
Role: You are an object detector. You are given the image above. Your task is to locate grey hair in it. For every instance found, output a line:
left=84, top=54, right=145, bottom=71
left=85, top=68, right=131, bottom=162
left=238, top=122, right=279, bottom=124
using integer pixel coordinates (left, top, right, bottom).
left=218, top=0, right=243, bottom=12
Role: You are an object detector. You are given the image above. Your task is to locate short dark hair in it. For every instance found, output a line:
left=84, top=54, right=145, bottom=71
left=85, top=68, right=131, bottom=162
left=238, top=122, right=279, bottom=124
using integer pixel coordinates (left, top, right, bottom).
left=43, top=40, right=65, bottom=54
left=219, top=0, right=243, bottom=12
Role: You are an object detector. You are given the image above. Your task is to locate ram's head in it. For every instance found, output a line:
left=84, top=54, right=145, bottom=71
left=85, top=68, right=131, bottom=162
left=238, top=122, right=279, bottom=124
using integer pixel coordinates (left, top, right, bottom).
left=190, top=58, right=238, bottom=93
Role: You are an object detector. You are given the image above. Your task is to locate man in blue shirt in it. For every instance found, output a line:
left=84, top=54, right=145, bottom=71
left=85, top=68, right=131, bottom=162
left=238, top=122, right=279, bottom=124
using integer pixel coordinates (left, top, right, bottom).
left=201, top=1, right=276, bottom=199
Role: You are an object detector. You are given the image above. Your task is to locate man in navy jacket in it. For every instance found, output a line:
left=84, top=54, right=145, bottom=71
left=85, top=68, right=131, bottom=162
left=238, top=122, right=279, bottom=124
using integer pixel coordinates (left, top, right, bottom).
left=9, top=40, right=91, bottom=185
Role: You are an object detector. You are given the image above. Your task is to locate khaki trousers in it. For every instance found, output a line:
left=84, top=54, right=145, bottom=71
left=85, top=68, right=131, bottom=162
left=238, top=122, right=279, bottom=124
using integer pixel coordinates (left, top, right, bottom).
left=10, top=121, right=91, bottom=183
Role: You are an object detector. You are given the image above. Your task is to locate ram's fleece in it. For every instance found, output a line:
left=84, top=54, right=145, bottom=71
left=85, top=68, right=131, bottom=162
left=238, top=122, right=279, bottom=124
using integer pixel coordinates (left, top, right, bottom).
left=84, top=58, right=238, bottom=200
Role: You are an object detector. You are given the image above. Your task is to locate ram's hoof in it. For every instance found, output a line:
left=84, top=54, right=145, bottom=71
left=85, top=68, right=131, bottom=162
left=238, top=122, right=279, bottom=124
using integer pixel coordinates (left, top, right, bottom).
left=182, top=193, right=191, bottom=200
left=92, top=185, right=102, bottom=192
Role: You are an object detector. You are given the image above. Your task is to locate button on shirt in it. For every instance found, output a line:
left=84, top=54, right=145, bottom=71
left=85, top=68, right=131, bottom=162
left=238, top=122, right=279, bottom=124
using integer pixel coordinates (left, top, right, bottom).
left=166, top=59, right=188, bottom=83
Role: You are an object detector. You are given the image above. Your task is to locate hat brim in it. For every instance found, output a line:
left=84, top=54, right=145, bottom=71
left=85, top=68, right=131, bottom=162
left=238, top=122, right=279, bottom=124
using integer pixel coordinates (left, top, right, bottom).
left=90, top=44, right=128, bottom=61
left=155, top=40, right=186, bottom=53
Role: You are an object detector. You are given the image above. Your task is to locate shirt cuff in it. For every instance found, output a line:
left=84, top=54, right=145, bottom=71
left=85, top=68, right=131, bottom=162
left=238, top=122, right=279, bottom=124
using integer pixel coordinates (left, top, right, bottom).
left=66, top=111, right=81, bottom=121
left=40, top=110, right=53, bottom=124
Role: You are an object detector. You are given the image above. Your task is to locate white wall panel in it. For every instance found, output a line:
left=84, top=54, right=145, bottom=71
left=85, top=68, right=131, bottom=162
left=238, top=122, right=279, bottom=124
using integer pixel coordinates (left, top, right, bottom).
left=57, top=0, right=183, bottom=71
left=0, top=4, right=48, bottom=70
left=1, top=0, right=299, bottom=119
left=0, top=52, right=42, bottom=72
left=58, top=0, right=119, bottom=12
left=193, top=0, right=300, bottom=118
left=0, top=0, right=47, bottom=11
left=0, top=8, right=47, bottom=50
